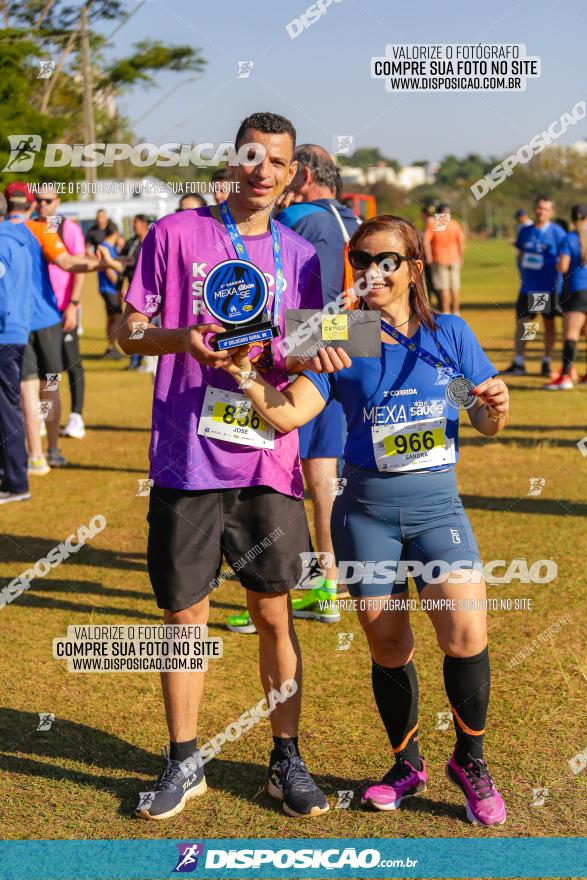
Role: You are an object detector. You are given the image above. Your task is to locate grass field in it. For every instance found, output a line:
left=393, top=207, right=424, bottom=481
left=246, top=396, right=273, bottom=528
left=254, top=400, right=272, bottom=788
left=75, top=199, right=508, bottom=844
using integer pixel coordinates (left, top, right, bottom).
left=1, top=238, right=586, bottom=853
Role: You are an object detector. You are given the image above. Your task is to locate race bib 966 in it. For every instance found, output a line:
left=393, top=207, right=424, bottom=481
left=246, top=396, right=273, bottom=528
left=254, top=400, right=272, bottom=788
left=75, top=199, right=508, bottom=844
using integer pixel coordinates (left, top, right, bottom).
left=372, top=416, right=455, bottom=472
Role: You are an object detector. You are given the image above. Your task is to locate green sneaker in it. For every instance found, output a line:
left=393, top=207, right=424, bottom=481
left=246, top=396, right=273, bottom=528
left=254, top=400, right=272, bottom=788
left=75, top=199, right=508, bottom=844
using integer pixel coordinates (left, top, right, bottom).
left=226, top=609, right=257, bottom=634
left=291, top=588, right=341, bottom=623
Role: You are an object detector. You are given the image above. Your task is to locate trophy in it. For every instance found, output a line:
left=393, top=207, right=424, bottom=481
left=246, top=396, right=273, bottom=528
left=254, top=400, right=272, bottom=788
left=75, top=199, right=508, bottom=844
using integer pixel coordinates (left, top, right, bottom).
left=203, top=258, right=279, bottom=351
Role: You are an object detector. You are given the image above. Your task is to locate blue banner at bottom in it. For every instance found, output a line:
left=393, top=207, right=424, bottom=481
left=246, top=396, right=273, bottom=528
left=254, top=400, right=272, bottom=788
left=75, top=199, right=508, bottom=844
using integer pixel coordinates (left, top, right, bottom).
left=1, top=837, right=585, bottom=879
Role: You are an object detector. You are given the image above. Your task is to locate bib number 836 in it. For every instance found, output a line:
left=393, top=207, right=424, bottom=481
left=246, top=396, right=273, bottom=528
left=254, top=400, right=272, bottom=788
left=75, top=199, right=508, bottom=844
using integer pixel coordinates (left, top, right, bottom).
left=219, top=403, right=261, bottom=430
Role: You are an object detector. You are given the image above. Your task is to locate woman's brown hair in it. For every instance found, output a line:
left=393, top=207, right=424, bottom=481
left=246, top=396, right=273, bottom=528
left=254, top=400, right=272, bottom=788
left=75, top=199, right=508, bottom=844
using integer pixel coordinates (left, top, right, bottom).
left=348, top=214, right=436, bottom=330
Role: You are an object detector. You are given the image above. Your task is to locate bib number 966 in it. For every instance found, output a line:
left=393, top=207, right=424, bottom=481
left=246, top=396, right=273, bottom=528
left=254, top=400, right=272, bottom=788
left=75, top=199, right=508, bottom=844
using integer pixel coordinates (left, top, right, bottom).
left=385, top=427, right=443, bottom=456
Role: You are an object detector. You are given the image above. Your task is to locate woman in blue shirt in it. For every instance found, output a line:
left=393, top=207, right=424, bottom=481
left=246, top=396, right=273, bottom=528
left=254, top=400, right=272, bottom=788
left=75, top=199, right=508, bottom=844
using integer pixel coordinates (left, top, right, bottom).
left=222, top=215, right=509, bottom=827
left=97, top=221, right=123, bottom=359
left=545, top=204, right=587, bottom=389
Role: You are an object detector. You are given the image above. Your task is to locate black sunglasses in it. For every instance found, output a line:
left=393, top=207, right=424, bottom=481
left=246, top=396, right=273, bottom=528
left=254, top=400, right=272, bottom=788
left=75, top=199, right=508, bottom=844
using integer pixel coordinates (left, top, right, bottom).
left=37, top=197, right=55, bottom=204
left=348, top=250, right=416, bottom=272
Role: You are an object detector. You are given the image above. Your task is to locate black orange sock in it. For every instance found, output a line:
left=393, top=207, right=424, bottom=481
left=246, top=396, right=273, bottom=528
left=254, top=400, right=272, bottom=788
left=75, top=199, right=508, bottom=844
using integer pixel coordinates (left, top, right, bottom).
left=372, top=659, right=422, bottom=769
left=443, top=646, right=490, bottom=764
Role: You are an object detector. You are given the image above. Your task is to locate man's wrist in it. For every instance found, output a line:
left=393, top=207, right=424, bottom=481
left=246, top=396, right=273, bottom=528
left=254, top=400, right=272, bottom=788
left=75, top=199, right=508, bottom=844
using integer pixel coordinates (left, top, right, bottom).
left=179, top=327, right=192, bottom=353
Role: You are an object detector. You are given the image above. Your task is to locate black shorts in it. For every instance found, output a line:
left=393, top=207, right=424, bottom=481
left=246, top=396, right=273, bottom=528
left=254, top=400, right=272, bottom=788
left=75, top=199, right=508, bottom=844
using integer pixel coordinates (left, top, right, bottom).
left=21, top=323, right=64, bottom=380
left=100, top=291, right=122, bottom=315
left=561, top=289, right=587, bottom=314
left=516, top=291, right=562, bottom=319
left=147, top=485, right=312, bottom=611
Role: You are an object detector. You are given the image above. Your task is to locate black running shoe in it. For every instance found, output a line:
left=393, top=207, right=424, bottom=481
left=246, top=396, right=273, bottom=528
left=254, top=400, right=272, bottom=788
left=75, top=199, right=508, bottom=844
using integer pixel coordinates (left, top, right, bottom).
left=135, top=748, right=207, bottom=820
left=104, top=347, right=124, bottom=361
left=501, top=362, right=526, bottom=376
left=267, top=743, right=329, bottom=817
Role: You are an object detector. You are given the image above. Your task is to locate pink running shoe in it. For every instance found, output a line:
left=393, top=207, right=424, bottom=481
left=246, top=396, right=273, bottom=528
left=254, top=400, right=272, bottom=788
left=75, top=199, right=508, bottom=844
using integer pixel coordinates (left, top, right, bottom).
left=361, top=758, right=427, bottom=811
left=446, top=751, right=506, bottom=826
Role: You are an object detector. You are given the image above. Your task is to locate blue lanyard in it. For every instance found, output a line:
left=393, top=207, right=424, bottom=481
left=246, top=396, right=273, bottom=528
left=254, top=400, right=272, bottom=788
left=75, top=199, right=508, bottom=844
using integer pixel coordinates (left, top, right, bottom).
left=219, top=201, right=284, bottom=326
left=380, top=318, right=463, bottom=379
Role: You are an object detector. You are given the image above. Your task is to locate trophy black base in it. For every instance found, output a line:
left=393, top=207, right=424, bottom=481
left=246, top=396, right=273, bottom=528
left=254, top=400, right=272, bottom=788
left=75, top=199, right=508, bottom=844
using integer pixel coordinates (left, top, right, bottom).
left=214, top=320, right=279, bottom=352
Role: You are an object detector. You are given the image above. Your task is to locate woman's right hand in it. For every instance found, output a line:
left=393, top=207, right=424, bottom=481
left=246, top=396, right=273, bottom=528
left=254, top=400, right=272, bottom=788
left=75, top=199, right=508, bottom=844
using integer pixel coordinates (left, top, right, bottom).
left=221, top=344, right=256, bottom=386
left=307, top=346, right=352, bottom=374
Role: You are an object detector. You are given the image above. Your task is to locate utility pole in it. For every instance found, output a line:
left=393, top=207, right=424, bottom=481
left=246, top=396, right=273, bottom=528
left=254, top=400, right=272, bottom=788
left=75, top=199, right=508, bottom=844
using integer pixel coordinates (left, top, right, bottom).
left=80, top=3, right=97, bottom=193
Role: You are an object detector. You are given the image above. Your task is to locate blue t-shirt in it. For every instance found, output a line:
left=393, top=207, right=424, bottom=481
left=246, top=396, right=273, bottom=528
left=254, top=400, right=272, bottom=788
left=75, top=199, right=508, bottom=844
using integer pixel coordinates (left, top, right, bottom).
left=559, top=229, right=587, bottom=293
left=98, top=241, right=119, bottom=294
left=303, top=314, right=496, bottom=473
left=0, top=224, right=34, bottom=345
left=277, top=199, right=359, bottom=304
left=515, top=222, right=566, bottom=294
left=5, top=217, right=61, bottom=332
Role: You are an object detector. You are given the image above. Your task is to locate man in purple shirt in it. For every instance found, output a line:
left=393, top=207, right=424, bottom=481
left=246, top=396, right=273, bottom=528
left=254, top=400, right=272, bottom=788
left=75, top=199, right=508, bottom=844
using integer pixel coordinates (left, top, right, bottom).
left=119, top=112, right=330, bottom=820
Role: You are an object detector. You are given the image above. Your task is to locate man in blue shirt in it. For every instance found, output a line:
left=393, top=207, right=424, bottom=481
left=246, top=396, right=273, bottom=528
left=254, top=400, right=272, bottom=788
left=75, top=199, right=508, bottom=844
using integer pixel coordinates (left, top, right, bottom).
left=0, top=195, right=34, bottom=503
left=545, top=203, right=587, bottom=389
left=278, top=145, right=359, bottom=616
left=503, top=195, right=566, bottom=377
left=514, top=208, right=532, bottom=239
left=278, top=146, right=359, bottom=303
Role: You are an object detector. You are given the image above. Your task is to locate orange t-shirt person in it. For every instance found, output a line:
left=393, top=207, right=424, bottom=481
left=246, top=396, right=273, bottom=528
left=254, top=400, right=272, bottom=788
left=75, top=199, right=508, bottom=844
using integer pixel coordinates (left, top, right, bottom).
left=25, top=219, right=67, bottom=263
left=424, top=215, right=465, bottom=265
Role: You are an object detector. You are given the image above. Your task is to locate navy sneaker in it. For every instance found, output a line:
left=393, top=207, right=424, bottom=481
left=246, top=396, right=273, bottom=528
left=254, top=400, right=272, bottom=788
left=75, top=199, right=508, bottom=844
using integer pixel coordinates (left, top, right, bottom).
left=501, top=362, right=526, bottom=376
left=135, top=748, right=207, bottom=820
left=267, top=743, right=329, bottom=817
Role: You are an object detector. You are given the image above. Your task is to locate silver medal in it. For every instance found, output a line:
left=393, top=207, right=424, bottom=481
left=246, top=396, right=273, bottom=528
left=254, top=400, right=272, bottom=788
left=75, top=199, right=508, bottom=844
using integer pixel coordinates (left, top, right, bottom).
left=446, top=376, right=476, bottom=409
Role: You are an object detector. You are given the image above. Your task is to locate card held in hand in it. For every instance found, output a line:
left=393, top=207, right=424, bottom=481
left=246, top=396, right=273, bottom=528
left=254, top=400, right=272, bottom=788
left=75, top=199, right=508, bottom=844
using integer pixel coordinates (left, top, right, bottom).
left=284, top=309, right=381, bottom=359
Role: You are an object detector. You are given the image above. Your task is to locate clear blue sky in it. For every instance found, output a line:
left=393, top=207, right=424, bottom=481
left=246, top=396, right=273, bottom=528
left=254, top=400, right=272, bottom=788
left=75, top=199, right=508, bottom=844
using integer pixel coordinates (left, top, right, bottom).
left=108, top=0, right=586, bottom=164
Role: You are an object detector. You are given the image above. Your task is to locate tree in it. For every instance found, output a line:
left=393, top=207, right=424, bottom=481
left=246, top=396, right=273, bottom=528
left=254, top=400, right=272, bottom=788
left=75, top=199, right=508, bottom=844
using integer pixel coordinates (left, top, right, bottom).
left=339, top=147, right=401, bottom=173
left=0, top=0, right=207, bottom=180
left=434, top=153, right=494, bottom=188
left=0, top=28, right=69, bottom=182
left=368, top=181, right=406, bottom=214
left=9, top=0, right=125, bottom=112
left=102, top=39, right=204, bottom=91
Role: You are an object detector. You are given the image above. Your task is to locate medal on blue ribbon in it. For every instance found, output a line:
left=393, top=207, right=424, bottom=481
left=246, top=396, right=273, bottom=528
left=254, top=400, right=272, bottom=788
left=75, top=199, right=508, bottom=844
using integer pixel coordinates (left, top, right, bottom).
left=380, top=318, right=476, bottom=409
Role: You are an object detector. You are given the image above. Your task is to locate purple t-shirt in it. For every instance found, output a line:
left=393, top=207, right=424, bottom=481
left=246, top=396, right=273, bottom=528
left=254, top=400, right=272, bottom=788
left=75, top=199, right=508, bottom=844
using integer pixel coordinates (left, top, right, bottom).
left=126, top=206, right=322, bottom=498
